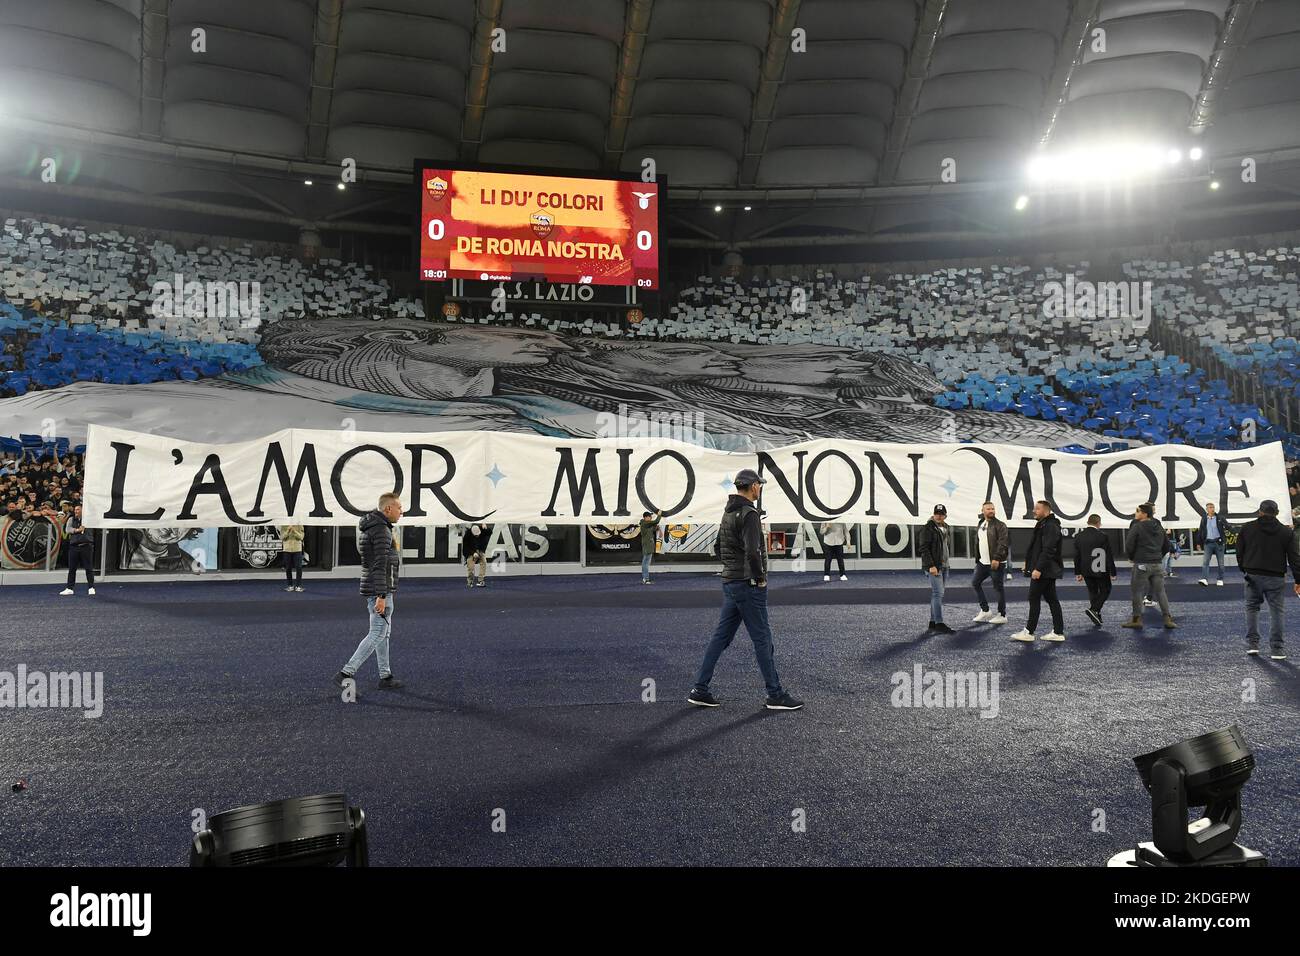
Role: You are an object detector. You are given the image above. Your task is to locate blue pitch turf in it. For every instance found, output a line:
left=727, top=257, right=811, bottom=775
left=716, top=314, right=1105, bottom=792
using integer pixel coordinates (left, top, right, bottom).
left=0, top=571, right=1296, bottom=866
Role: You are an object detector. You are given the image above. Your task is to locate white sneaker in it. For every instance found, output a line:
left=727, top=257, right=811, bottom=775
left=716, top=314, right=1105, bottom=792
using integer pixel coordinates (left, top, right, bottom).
left=87, top=587, right=96, bottom=596
left=1010, top=629, right=1035, bottom=642
left=839, top=574, right=848, bottom=582
left=59, top=588, right=73, bottom=596
left=1197, top=578, right=1209, bottom=586
left=1216, top=580, right=1224, bottom=587
left=972, top=609, right=994, bottom=622
left=823, top=575, right=830, bottom=582
left=1271, top=652, right=1288, bottom=660
left=1041, top=632, right=1066, bottom=642
left=988, top=613, right=1008, bottom=624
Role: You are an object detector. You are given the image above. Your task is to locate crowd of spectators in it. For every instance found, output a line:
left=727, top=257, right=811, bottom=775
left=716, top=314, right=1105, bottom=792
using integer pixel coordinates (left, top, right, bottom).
left=0, top=449, right=83, bottom=523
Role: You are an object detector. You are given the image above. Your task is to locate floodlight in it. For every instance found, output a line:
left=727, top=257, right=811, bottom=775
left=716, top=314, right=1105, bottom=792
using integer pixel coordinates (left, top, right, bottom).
left=1189, top=146, right=1204, bottom=161
left=1014, top=195, right=1029, bottom=211
left=190, top=793, right=369, bottom=867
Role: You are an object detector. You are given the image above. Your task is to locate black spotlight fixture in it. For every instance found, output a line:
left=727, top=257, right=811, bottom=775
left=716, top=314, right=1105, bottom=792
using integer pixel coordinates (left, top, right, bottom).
left=190, top=793, right=368, bottom=867
left=1110, top=725, right=1266, bottom=867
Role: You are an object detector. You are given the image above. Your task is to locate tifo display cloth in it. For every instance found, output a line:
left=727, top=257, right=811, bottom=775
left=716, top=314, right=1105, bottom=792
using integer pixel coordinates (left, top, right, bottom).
left=82, top=425, right=1289, bottom=530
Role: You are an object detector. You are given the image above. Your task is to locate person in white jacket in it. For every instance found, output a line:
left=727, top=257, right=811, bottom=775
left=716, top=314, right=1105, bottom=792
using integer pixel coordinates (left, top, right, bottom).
left=821, top=522, right=849, bottom=581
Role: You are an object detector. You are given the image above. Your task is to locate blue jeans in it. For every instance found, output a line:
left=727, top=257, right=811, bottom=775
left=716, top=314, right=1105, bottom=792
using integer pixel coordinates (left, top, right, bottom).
left=971, top=562, right=1004, bottom=613
left=343, top=594, right=393, bottom=678
left=641, top=553, right=652, bottom=582
left=694, top=580, right=783, bottom=698
left=927, top=567, right=948, bottom=622
left=1244, top=574, right=1285, bottom=651
left=1202, top=540, right=1225, bottom=580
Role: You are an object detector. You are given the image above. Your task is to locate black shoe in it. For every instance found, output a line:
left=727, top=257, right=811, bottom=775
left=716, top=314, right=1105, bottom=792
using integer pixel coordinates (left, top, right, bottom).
left=378, top=675, right=404, bottom=690
left=333, top=670, right=353, bottom=687
left=687, top=688, right=720, bottom=708
left=933, top=622, right=955, bottom=634
left=927, top=619, right=937, bottom=630
left=1085, top=609, right=1102, bottom=626
left=765, top=692, right=804, bottom=711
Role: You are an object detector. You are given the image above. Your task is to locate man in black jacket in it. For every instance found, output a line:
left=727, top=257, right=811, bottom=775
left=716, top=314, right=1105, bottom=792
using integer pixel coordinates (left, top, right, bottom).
left=918, top=504, right=953, bottom=633
left=1010, top=500, right=1065, bottom=642
left=971, top=501, right=1009, bottom=624
left=1195, top=502, right=1230, bottom=587
left=335, top=492, right=404, bottom=691
left=1123, top=502, right=1176, bottom=630
left=1073, top=513, right=1117, bottom=626
left=462, top=522, right=491, bottom=588
left=688, top=469, right=803, bottom=711
left=59, top=504, right=96, bottom=597
left=1236, top=499, right=1300, bottom=659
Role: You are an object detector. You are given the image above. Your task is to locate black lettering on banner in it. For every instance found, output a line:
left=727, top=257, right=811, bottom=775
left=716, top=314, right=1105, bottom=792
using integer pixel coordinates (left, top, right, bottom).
left=1041, top=459, right=1096, bottom=521
left=863, top=451, right=921, bottom=518
left=542, top=447, right=607, bottom=517
left=757, top=450, right=813, bottom=519
left=805, top=450, right=863, bottom=516
left=1162, top=456, right=1206, bottom=522
left=956, top=448, right=1034, bottom=520
left=247, top=442, right=330, bottom=518
left=1098, top=459, right=1159, bottom=520
left=177, top=454, right=257, bottom=524
left=634, top=449, right=695, bottom=517
left=1216, top=455, right=1256, bottom=521
left=405, top=444, right=493, bottom=522
left=104, top=440, right=165, bottom=521
left=330, top=444, right=405, bottom=517
left=613, top=447, right=633, bottom=518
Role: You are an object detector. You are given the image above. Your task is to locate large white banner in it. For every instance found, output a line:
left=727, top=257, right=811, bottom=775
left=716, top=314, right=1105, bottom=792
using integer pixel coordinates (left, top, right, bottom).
left=82, top=425, right=1290, bottom=530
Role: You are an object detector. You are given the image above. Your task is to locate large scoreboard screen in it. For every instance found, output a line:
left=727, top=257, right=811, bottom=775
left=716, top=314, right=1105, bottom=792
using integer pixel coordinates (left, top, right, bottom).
left=416, top=164, right=662, bottom=289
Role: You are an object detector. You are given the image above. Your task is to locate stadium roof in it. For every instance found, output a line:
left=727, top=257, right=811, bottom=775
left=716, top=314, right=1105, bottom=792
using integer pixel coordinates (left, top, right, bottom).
left=1, top=0, right=1298, bottom=252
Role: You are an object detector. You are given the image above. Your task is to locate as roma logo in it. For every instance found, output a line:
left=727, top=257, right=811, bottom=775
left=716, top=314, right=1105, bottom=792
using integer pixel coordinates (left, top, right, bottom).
left=425, top=176, right=448, bottom=201
left=626, top=308, right=644, bottom=325
left=529, top=211, right=554, bottom=238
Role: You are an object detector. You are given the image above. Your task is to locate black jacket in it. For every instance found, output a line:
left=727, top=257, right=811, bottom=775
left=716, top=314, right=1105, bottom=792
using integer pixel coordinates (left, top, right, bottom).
left=917, top=518, right=950, bottom=570
left=462, top=524, right=491, bottom=557
left=1236, top=515, right=1300, bottom=580
left=1195, top=514, right=1231, bottom=547
left=1125, top=517, right=1165, bottom=563
left=975, top=514, right=1009, bottom=564
left=719, top=494, right=766, bottom=582
left=65, top=516, right=93, bottom=549
left=1025, top=513, right=1064, bottom=578
left=359, top=510, right=400, bottom=596
left=1072, top=526, right=1116, bottom=578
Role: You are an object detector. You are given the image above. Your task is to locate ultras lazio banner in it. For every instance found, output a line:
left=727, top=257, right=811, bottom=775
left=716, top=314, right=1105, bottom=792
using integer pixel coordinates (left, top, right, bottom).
left=82, top=425, right=1290, bottom=530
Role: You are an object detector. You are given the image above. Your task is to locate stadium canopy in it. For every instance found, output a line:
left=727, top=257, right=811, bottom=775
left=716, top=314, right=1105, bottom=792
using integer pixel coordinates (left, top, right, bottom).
left=0, top=0, right=1297, bottom=250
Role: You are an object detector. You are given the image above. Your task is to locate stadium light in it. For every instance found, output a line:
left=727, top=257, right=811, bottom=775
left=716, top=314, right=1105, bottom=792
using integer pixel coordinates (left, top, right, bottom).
left=1210, top=180, right=1221, bottom=190
left=190, top=793, right=369, bottom=867
left=743, top=205, right=752, bottom=211
left=713, top=204, right=723, bottom=212
left=1189, top=146, right=1204, bottom=162
left=303, top=179, right=313, bottom=186
left=337, top=183, right=346, bottom=191
left=1025, top=142, right=1182, bottom=185
left=1109, top=725, right=1265, bottom=867
left=1166, top=148, right=1181, bottom=164
left=1014, top=195, right=1029, bottom=211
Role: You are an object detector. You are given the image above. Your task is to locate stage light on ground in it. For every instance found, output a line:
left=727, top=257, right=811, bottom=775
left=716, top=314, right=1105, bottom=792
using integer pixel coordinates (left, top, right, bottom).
left=1189, top=146, right=1204, bottom=161
left=190, top=793, right=369, bottom=867
left=1014, top=195, right=1029, bottom=211
left=1108, top=725, right=1266, bottom=867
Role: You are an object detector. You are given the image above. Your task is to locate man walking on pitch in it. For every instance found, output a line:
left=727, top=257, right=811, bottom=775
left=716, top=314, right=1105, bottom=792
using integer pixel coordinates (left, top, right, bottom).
left=639, top=509, right=661, bottom=584
left=335, top=492, right=404, bottom=692
left=1073, top=513, right=1117, bottom=626
left=971, top=501, right=1009, bottom=624
left=919, top=504, right=953, bottom=633
left=821, top=520, right=849, bottom=581
left=1236, top=499, right=1300, bottom=660
left=462, top=522, right=491, bottom=588
left=688, top=469, right=803, bottom=711
left=1011, top=500, right=1065, bottom=643
left=1123, top=502, right=1177, bottom=631
left=1196, top=502, right=1230, bottom=587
